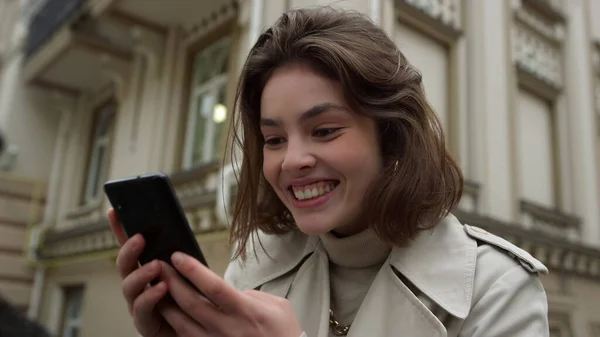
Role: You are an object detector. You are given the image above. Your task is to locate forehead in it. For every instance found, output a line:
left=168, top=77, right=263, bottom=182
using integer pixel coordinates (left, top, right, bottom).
left=260, top=62, right=347, bottom=119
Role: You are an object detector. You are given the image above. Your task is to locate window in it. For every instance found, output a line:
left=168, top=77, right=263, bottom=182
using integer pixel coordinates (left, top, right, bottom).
left=183, top=37, right=230, bottom=169
left=548, top=312, right=573, bottom=337
left=395, top=23, right=450, bottom=132
left=517, top=89, right=556, bottom=207
left=590, top=323, right=600, bottom=337
left=60, top=286, right=84, bottom=337
left=83, top=101, right=116, bottom=204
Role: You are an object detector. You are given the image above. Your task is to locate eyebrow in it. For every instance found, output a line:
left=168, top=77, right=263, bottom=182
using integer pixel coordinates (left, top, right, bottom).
left=260, top=102, right=348, bottom=127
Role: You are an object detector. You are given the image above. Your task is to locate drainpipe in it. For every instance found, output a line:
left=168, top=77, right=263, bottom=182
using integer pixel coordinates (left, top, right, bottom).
left=370, top=0, right=381, bottom=25
left=215, top=164, right=236, bottom=226
left=215, top=0, right=263, bottom=226
left=249, top=0, right=264, bottom=47
left=27, top=104, right=73, bottom=320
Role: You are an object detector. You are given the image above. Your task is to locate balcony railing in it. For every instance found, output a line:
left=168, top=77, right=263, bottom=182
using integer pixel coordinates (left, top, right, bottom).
left=25, top=0, right=86, bottom=58
left=171, top=161, right=227, bottom=233
left=519, top=200, right=581, bottom=240
left=457, top=180, right=480, bottom=214
left=38, top=162, right=229, bottom=260
left=455, top=210, right=600, bottom=280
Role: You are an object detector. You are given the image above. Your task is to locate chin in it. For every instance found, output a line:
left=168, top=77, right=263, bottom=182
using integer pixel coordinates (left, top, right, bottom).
left=294, top=219, right=335, bottom=236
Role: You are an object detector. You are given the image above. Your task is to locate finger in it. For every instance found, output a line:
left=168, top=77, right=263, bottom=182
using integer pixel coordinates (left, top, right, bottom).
left=171, top=252, right=244, bottom=313
left=116, top=234, right=145, bottom=279
left=159, top=262, right=221, bottom=323
left=159, top=302, right=208, bottom=337
left=131, top=280, right=168, bottom=321
left=244, top=289, right=293, bottom=312
left=243, top=289, right=272, bottom=300
left=107, top=208, right=128, bottom=246
left=123, top=260, right=162, bottom=309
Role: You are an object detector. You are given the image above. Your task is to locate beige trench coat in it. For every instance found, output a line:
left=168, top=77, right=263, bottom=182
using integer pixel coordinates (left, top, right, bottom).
left=225, top=214, right=549, bottom=337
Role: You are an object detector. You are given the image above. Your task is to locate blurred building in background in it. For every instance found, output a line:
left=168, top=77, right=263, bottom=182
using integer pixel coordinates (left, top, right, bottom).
left=0, top=0, right=600, bottom=336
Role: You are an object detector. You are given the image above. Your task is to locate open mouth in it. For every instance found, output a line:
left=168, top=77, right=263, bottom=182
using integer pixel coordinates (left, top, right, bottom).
left=288, top=180, right=340, bottom=201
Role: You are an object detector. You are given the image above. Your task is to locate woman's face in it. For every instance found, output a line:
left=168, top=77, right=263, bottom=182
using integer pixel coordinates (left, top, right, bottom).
left=260, top=62, right=383, bottom=236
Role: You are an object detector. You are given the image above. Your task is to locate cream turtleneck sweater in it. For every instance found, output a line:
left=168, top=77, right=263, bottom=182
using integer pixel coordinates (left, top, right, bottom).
left=319, top=228, right=391, bottom=336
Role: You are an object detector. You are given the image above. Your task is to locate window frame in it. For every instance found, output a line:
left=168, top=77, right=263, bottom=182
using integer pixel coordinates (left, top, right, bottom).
left=181, top=36, right=231, bottom=170
left=515, top=87, right=559, bottom=208
left=59, top=285, right=85, bottom=337
left=81, top=99, right=116, bottom=205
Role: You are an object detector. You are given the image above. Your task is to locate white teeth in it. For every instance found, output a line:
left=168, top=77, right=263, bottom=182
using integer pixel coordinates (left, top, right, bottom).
left=291, top=182, right=337, bottom=200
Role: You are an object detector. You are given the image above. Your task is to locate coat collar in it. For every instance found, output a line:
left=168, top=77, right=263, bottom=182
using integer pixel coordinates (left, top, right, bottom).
left=231, top=214, right=476, bottom=319
left=388, top=213, right=477, bottom=319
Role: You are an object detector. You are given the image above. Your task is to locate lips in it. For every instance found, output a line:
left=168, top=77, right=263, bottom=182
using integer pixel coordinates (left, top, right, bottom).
left=289, top=180, right=339, bottom=200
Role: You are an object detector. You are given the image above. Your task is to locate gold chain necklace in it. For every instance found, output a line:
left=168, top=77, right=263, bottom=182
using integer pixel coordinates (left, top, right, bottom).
left=329, top=309, right=351, bottom=336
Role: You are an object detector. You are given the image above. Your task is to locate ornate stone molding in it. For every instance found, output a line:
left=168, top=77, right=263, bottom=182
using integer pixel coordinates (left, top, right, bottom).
left=39, top=220, right=117, bottom=259
left=455, top=210, right=600, bottom=280
left=400, top=0, right=462, bottom=31
left=512, top=0, right=564, bottom=90
left=520, top=0, right=565, bottom=23
left=61, top=197, right=103, bottom=230
left=182, top=1, right=239, bottom=45
left=514, top=2, right=564, bottom=42
left=512, top=25, right=563, bottom=88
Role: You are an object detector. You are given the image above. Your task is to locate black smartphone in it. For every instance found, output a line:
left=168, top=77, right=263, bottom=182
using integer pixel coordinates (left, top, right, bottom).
left=104, top=173, right=209, bottom=272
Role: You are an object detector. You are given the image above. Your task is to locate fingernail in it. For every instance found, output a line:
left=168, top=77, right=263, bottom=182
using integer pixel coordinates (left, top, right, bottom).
left=131, top=236, right=142, bottom=250
left=172, top=252, right=185, bottom=266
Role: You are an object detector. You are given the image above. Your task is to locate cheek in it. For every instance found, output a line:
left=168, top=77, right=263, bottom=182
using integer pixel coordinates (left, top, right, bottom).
left=262, top=152, right=280, bottom=188
left=332, top=137, right=382, bottom=180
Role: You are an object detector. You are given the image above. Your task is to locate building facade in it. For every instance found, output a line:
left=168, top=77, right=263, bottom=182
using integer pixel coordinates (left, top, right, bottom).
left=0, top=0, right=51, bottom=317
left=0, top=0, right=600, bottom=336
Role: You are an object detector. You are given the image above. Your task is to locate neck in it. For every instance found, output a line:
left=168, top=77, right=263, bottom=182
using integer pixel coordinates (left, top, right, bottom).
left=330, top=219, right=368, bottom=237
left=320, top=226, right=391, bottom=268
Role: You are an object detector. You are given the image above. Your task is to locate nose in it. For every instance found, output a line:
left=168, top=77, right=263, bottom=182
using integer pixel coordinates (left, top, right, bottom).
left=281, top=140, right=316, bottom=172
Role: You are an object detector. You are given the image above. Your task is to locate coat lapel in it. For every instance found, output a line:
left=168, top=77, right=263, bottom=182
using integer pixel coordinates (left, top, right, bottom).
left=285, top=245, right=331, bottom=337
left=389, top=214, right=477, bottom=319
left=348, top=214, right=477, bottom=336
left=347, top=262, right=447, bottom=337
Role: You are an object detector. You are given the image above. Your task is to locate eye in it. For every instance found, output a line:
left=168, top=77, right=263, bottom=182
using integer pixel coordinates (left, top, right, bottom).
left=313, top=127, right=341, bottom=138
left=264, top=137, right=286, bottom=147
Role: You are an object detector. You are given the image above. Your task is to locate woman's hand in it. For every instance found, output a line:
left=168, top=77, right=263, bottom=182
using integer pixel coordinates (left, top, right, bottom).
left=159, top=251, right=303, bottom=337
left=107, top=208, right=177, bottom=337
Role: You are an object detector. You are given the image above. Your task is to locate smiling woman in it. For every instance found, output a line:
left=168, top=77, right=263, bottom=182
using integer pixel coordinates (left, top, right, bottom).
left=258, top=62, right=383, bottom=236
left=232, top=18, right=464, bottom=254
left=109, top=6, right=550, bottom=337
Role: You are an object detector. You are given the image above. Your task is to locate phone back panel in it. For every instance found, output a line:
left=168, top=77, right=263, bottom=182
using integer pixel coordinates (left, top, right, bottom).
left=104, top=173, right=208, bottom=267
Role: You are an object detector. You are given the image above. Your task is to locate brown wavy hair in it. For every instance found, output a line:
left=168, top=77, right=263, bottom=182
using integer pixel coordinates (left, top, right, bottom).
left=229, top=7, right=463, bottom=259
